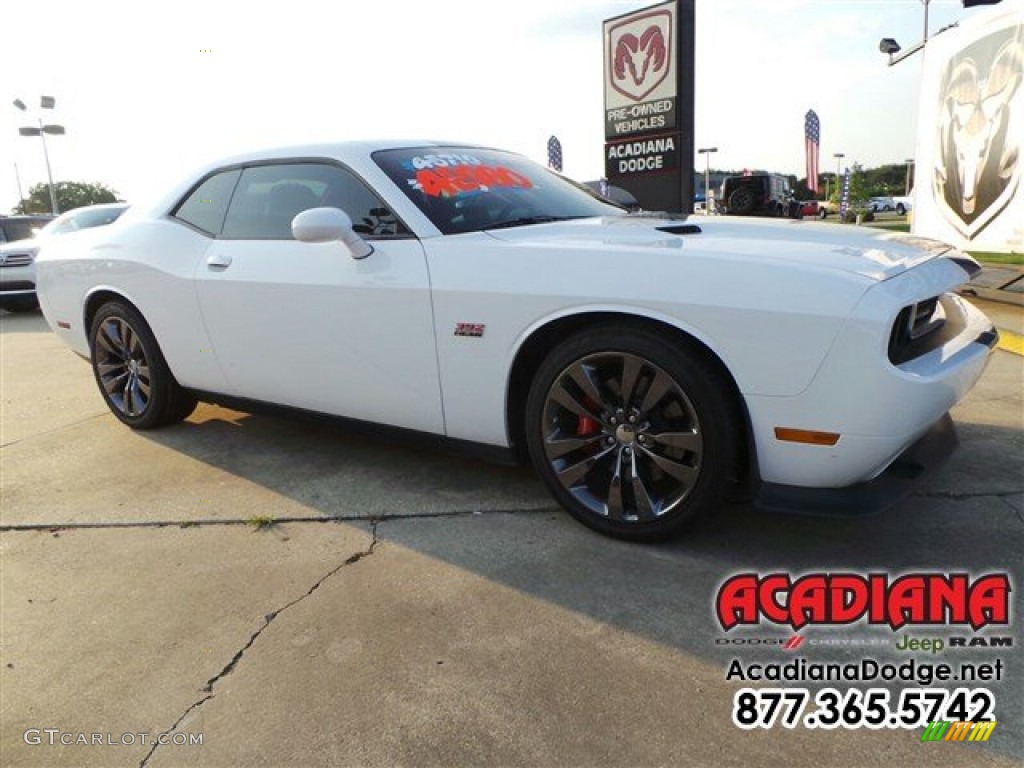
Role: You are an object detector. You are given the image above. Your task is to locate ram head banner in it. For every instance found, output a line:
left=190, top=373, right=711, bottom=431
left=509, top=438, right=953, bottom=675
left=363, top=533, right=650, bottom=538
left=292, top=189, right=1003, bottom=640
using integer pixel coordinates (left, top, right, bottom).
left=915, top=2, right=1024, bottom=252
left=934, top=25, right=1023, bottom=240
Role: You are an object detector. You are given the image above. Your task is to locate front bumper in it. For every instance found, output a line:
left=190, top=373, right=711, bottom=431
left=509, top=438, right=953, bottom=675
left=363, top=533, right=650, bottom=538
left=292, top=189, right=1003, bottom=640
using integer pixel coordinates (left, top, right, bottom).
left=746, top=276, right=996, bottom=489
left=0, top=261, right=37, bottom=299
left=754, top=413, right=959, bottom=516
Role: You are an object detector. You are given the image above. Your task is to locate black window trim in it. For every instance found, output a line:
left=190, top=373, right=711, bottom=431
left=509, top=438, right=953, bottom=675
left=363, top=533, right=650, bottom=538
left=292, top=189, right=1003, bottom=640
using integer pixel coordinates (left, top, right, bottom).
left=168, top=157, right=415, bottom=241
left=168, top=165, right=243, bottom=238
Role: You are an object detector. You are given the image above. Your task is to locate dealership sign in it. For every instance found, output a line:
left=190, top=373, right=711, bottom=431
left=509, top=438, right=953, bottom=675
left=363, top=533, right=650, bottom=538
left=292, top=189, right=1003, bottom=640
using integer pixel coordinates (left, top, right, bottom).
left=603, top=1, right=694, bottom=212
left=605, top=135, right=682, bottom=177
left=604, top=3, right=678, bottom=137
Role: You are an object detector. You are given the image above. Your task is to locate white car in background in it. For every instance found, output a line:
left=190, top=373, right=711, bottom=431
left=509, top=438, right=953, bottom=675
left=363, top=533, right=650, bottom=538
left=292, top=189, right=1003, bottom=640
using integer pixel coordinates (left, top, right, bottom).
left=35, top=142, right=997, bottom=541
left=0, top=203, right=128, bottom=312
left=893, top=192, right=914, bottom=216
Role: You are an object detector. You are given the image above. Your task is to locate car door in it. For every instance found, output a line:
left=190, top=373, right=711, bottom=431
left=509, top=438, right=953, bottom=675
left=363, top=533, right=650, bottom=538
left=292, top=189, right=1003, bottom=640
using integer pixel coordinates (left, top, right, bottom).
left=193, top=160, right=444, bottom=435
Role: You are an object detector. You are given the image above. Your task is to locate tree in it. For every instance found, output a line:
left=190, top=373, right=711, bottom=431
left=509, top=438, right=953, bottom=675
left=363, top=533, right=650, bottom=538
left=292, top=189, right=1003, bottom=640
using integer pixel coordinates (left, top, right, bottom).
left=862, top=163, right=909, bottom=197
left=848, top=163, right=869, bottom=204
left=13, top=181, right=121, bottom=215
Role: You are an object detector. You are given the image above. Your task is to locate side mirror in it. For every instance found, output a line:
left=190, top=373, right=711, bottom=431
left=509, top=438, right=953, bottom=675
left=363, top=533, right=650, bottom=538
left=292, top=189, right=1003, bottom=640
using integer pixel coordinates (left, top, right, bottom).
left=291, top=207, right=374, bottom=260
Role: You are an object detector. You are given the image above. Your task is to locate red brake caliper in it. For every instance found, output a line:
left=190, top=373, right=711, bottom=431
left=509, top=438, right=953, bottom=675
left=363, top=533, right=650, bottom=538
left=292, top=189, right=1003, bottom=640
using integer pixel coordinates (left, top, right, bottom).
left=576, top=396, right=600, bottom=436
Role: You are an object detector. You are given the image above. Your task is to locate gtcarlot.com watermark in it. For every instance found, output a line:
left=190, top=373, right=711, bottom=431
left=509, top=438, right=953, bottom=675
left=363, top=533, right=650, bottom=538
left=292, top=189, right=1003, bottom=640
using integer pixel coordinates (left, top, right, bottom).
left=23, top=729, right=203, bottom=747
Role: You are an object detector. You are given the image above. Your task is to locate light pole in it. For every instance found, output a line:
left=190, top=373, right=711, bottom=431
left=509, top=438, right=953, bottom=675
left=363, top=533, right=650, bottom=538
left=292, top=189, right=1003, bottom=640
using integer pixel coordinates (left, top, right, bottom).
left=904, top=157, right=915, bottom=195
left=13, top=96, right=65, bottom=215
left=879, top=0, right=960, bottom=67
left=13, top=162, right=25, bottom=206
left=698, top=147, right=717, bottom=212
left=832, top=153, right=845, bottom=200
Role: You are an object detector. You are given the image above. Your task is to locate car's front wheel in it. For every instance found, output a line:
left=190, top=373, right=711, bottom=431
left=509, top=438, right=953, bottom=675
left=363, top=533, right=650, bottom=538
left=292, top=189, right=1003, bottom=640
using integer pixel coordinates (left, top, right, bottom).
left=525, top=326, right=740, bottom=541
left=89, top=301, right=197, bottom=429
left=896, top=203, right=907, bottom=216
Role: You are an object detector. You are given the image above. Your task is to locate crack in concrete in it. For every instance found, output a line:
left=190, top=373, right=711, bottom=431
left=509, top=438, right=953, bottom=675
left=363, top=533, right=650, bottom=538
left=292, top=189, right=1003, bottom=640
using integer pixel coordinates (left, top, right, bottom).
left=1002, top=495, right=1024, bottom=526
left=913, top=490, right=1022, bottom=501
left=137, top=522, right=379, bottom=768
left=0, top=412, right=109, bottom=449
left=0, top=507, right=556, bottom=534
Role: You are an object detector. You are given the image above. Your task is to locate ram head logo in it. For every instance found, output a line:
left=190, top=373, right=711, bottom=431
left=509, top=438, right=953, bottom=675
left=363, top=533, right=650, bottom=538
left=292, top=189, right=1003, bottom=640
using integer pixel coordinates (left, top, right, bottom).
left=607, top=11, right=673, bottom=102
left=615, top=27, right=667, bottom=88
left=934, top=28, right=1023, bottom=239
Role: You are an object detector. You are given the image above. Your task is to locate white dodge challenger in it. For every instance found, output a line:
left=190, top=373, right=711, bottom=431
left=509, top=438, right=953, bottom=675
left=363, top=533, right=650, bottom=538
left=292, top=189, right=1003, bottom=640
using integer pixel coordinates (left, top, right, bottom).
left=35, top=141, right=998, bottom=540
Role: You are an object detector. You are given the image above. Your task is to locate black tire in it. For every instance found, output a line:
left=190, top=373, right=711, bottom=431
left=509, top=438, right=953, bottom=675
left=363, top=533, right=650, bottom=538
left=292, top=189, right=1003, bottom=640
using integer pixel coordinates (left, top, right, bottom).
left=727, top=187, right=756, bottom=216
left=524, top=325, right=741, bottom=542
left=89, top=301, right=197, bottom=429
left=1, top=296, right=40, bottom=313
left=819, top=208, right=828, bottom=219
left=896, top=203, right=906, bottom=216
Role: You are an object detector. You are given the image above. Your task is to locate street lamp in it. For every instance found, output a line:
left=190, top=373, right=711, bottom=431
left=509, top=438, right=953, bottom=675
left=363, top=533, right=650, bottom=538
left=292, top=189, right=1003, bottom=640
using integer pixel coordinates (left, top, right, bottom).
left=878, top=0, right=959, bottom=66
left=834, top=153, right=845, bottom=176
left=881, top=0, right=929, bottom=65
left=13, top=95, right=65, bottom=215
left=832, top=153, right=845, bottom=201
left=698, top=147, right=718, bottom=213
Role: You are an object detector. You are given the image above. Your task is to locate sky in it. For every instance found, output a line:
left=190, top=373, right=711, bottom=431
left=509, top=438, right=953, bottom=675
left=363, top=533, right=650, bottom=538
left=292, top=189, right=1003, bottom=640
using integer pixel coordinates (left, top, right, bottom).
left=1, top=0, right=975, bottom=213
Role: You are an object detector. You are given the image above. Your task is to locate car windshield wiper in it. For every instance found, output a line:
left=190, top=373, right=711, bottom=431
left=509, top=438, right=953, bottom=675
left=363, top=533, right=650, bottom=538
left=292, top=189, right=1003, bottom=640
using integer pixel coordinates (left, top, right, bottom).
left=486, top=215, right=580, bottom=230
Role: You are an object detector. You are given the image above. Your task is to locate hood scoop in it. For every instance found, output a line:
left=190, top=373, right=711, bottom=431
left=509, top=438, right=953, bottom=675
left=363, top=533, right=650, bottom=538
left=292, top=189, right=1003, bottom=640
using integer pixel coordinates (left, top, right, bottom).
left=655, top=224, right=702, bottom=236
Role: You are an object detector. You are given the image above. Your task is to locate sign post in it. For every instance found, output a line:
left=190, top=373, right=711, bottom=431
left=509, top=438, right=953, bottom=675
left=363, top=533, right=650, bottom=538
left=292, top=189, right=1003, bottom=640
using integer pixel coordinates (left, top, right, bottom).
left=603, top=0, right=695, bottom=213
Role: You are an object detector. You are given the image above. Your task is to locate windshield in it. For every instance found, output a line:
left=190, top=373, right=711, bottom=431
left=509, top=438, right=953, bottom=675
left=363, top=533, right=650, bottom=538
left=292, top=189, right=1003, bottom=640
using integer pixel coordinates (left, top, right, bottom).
left=373, top=147, right=621, bottom=235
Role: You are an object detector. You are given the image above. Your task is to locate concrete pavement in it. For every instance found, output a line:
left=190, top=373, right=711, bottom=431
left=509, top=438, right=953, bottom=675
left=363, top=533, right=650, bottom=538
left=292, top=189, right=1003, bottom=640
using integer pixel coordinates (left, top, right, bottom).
left=2, top=305, right=1022, bottom=768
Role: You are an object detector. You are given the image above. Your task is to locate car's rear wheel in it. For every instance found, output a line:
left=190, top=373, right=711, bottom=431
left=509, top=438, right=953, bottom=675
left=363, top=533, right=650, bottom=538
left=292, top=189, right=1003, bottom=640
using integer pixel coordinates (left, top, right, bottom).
left=89, top=301, right=197, bottom=429
left=525, top=326, right=740, bottom=541
left=819, top=207, right=828, bottom=219
left=896, top=203, right=907, bottom=216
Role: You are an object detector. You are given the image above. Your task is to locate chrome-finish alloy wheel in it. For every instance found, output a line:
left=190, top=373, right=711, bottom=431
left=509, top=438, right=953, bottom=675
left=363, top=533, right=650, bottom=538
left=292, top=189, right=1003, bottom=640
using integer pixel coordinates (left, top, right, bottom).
left=540, top=352, right=703, bottom=522
left=94, top=317, right=152, bottom=417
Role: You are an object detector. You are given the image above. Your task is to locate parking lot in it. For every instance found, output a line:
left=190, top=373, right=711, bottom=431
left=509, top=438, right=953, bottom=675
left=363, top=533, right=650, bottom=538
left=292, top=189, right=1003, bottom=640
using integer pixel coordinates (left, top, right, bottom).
left=2, top=302, right=1022, bottom=767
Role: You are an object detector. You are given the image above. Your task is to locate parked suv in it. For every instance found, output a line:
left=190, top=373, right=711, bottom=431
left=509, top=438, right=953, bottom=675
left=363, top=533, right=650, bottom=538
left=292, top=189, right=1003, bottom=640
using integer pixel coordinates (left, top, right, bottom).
left=1, top=205, right=127, bottom=312
left=718, top=174, right=799, bottom=217
left=0, top=215, right=53, bottom=245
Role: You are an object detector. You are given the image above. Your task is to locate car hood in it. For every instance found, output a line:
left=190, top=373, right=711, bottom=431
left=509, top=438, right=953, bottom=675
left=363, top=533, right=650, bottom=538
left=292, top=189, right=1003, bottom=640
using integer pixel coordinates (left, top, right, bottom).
left=0, top=239, right=41, bottom=256
left=483, top=215, right=957, bottom=281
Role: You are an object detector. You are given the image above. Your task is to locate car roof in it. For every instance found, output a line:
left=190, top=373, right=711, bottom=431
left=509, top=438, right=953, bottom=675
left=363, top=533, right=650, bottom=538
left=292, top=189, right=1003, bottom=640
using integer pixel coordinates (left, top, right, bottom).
left=207, top=139, right=492, bottom=168
left=140, top=139, right=505, bottom=218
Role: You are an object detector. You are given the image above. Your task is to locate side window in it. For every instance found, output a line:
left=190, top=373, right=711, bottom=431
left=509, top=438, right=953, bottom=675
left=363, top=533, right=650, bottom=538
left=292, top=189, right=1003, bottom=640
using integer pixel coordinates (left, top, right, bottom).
left=172, top=169, right=241, bottom=235
left=221, top=162, right=409, bottom=240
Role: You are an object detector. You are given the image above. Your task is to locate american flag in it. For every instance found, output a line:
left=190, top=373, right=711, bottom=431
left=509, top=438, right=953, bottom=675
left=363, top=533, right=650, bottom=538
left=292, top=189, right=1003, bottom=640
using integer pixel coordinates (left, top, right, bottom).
left=804, top=110, right=820, bottom=194
left=547, top=135, right=563, bottom=172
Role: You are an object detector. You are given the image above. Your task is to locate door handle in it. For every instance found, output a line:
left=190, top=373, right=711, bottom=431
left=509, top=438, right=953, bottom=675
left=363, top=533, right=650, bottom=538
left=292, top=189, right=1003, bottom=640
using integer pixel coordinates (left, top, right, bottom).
left=206, top=253, right=232, bottom=269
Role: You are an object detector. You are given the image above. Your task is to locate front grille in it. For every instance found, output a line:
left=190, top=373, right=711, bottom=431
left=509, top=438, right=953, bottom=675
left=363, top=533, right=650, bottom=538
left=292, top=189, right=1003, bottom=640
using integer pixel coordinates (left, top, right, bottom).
left=0, top=252, right=35, bottom=268
left=888, top=295, right=950, bottom=364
